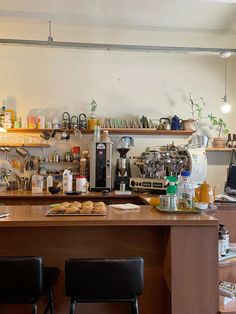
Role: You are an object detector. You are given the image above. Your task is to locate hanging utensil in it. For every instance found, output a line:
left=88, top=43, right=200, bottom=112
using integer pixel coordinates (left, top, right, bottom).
left=79, top=113, right=87, bottom=130
left=62, top=112, right=71, bottom=129
left=70, top=115, right=79, bottom=129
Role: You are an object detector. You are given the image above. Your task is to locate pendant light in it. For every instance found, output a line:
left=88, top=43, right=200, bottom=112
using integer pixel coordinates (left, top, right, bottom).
left=220, top=51, right=232, bottom=114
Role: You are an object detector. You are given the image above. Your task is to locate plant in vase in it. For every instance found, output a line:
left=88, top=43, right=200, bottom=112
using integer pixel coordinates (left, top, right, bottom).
left=187, top=92, right=206, bottom=131
left=208, top=114, right=229, bottom=148
left=88, top=99, right=98, bottom=130
left=187, top=92, right=209, bottom=147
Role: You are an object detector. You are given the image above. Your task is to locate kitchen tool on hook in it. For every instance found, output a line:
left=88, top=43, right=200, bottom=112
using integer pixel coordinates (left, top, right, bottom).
left=62, top=112, right=71, bottom=129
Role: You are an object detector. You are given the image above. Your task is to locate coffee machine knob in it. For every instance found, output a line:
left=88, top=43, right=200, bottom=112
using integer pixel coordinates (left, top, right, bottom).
left=130, top=180, right=135, bottom=187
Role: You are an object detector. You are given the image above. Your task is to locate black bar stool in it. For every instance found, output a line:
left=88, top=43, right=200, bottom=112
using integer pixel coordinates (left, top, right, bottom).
left=0, top=256, right=60, bottom=314
left=65, top=257, right=144, bottom=314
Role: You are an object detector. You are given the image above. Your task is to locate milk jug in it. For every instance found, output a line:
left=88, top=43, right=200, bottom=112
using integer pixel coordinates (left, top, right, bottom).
left=63, top=169, right=73, bottom=193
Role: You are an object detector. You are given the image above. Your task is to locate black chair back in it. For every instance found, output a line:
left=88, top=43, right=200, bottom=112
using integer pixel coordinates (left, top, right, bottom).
left=65, top=257, right=144, bottom=299
left=0, top=256, right=44, bottom=301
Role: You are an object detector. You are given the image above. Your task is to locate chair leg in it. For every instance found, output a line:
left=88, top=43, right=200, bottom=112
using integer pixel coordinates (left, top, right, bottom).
left=43, top=288, right=54, bottom=314
left=70, top=299, right=76, bottom=314
left=32, top=302, right=38, bottom=314
left=131, top=297, right=139, bottom=314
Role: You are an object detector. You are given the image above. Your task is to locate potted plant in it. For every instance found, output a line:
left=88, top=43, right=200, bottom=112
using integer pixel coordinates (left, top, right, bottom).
left=208, top=114, right=229, bottom=148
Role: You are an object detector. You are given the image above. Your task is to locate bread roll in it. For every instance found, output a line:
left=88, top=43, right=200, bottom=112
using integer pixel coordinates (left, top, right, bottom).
left=65, top=206, right=80, bottom=214
left=50, top=205, right=65, bottom=214
left=80, top=206, right=93, bottom=214
left=93, top=206, right=107, bottom=214
left=71, top=201, right=82, bottom=208
left=61, top=202, right=71, bottom=208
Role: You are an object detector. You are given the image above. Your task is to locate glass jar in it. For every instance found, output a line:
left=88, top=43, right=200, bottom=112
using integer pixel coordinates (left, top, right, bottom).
left=31, top=175, right=43, bottom=193
left=88, top=112, right=97, bottom=130
left=0, top=176, right=8, bottom=191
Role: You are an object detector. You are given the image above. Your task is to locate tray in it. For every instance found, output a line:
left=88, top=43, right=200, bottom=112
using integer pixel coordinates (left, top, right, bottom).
left=156, top=206, right=201, bottom=214
left=46, top=211, right=107, bottom=217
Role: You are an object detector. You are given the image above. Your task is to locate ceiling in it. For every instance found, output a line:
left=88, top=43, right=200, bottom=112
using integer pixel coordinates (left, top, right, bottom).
left=0, top=0, right=236, bottom=34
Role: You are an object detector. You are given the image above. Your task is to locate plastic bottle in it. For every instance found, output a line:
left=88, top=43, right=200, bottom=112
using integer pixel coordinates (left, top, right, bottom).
left=46, top=174, right=53, bottom=192
left=165, top=176, right=178, bottom=210
left=0, top=106, right=5, bottom=127
left=219, top=224, right=229, bottom=253
left=219, top=232, right=226, bottom=257
left=5, top=108, right=15, bottom=126
left=177, top=171, right=194, bottom=209
left=63, top=169, right=73, bottom=193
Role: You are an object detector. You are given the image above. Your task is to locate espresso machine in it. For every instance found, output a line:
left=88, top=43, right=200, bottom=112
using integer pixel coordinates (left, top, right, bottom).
left=115, top=136, right=134, bottom=190
left=90, top=141, right=113, bottom=191
left=130, top=145, right=207, bottom=192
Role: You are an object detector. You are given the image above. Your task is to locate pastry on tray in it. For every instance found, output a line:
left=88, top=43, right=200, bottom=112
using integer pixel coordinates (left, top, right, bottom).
left=61, top=202, right=71, bottom=208
left=71, top=201, right=82, bottom=208
left=93, top=202, right=107, bottom=214
left=50, top=205, right=66, bottom=214
left=65, top=206, right=80, bottom=214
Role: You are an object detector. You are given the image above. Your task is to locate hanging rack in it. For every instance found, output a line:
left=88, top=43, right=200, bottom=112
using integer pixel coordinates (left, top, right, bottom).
left=0, top=21, right=236, bottom=55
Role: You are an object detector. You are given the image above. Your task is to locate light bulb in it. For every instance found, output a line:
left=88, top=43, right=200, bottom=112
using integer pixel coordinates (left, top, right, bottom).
left=220, top=101, right=231, bottom=114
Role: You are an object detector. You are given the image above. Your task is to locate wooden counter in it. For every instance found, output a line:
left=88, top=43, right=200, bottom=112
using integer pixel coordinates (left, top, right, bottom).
left=0, top=205, right=218, bottom=314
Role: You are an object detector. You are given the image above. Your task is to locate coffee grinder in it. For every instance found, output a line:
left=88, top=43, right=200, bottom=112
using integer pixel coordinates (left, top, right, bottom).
left=115, top=136, right=134, bottom=190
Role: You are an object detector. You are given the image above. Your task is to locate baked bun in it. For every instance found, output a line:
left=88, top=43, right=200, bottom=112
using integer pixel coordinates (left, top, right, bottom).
left=82, top=201, right=94, bottom=207
left=80, top=206, right=93, bottom=214
left=80, top=201, right=94, bottom=214
left=94, top=201, right=106, bottom=207
left=93, top=205, right=107, bottom=214
left=50, top=205, right=65, bottom=214
left=71, top=201, right=82, bottom=208
left=61, top=202, right=71, bottom=208
left=65, top=206, right=80, bottom=214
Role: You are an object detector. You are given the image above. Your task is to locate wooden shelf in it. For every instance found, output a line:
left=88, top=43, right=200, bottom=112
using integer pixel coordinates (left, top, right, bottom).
left=7, top=128, right=74, bottom=133
left=39, top=161, right=79, bottom=164
left=206, top=148, right=234, bottom=152
left=83, top=128, right=195, bottom=135
left=0, top=143, right=50, bottom=147
left=7, top=128, right=194, bottom=136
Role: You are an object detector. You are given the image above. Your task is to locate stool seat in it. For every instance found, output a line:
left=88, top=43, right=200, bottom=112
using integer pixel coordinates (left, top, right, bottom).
left=0, top=256, right=59, bottom=314
left=65, top=257, right=144, bottom=314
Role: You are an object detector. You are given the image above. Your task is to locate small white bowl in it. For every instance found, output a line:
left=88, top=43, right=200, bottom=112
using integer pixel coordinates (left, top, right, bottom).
left=195, top=202, right=208, bottom=210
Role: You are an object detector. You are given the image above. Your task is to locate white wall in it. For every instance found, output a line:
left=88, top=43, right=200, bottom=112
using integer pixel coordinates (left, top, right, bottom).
left=0, top=22, right=236, bottom=193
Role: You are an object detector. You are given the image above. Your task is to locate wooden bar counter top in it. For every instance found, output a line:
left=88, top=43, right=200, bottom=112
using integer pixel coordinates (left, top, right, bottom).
left=0, top=205, right=219, bottom=314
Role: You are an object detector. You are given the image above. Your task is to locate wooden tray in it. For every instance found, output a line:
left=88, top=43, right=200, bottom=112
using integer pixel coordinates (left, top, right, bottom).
left=156, top=206, right=201, bottom=214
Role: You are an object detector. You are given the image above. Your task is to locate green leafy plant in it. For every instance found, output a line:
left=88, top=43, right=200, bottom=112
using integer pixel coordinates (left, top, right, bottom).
left=189, top=92, right=205, bottom=121
left=208, top=114, right=229, bottom=138
left=90, top=99, right=97, bottom=113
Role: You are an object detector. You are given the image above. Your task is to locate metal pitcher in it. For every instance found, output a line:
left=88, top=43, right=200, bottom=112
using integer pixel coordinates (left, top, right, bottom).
left=62, top=112, right=71, bottom=129
left=79, top=113, right=87, bottom=130
left=159, top=118, right=171, bottom=130
left=53, top=150, right=60, bottom=162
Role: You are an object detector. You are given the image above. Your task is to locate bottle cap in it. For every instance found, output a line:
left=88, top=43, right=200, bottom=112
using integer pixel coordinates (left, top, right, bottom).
left=181, top=171, right=190, bottom=177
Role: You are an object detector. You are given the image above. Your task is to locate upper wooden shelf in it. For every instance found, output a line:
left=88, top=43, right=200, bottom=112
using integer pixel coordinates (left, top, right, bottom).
left=0, top=143, right=50, bottom=147
left=206, top=147, right=234, bottom=152
left=7, top=128, right=195, bottom=136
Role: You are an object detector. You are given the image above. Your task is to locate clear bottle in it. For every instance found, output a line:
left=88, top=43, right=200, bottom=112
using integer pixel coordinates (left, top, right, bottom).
left=177, top=171, right=194, bottom=209
left=46, top=174, right=53, bottom=192
left=219, top=232, right=226, bottom=257
left=0, top=106, right=5, bottom=127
